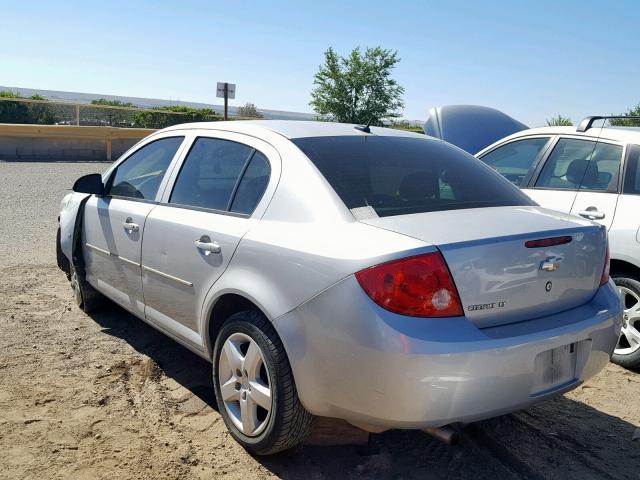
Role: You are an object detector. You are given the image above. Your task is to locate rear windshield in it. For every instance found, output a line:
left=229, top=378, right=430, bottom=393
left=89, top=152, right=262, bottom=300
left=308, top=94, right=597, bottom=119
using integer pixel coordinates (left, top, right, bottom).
left=293, top=135, right=534, bottom=217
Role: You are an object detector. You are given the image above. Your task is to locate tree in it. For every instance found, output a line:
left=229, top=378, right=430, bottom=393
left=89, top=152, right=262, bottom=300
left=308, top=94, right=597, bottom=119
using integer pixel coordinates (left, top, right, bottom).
left=546, top=115, right=573, bottom=126
left=609, top=103, right=640, bottom=127
left=310, top=46, right=404, bottom=125
left=237, top=102, right=263, bottom=118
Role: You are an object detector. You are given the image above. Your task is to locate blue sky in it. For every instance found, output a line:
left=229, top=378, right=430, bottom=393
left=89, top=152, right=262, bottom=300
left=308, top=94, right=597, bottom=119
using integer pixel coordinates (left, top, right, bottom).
left=2, top=0, right=639, bottom=125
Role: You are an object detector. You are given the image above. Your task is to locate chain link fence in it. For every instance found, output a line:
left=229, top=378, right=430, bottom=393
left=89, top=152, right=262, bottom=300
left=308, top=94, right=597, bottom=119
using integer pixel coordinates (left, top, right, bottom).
left=0, top=97, right=226, bottom=128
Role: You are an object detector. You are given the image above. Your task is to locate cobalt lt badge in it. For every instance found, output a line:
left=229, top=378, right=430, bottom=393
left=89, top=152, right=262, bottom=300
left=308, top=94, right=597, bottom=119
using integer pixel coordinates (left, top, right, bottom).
left=545, top=281, right=552, bottom=292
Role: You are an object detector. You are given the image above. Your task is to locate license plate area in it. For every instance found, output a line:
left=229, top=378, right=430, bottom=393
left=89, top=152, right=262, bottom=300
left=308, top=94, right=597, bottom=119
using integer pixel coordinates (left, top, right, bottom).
left=531, top=343, right=578, bottom=395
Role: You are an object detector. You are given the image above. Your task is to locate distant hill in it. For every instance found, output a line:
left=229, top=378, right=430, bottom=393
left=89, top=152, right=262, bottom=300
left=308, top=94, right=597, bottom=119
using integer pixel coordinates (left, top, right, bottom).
left=0, top=86, right=318, bottom=121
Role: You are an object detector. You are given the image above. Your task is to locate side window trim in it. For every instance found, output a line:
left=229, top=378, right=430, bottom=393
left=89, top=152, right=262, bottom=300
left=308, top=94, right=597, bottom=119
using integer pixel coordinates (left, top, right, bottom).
left=157, top=130, right=280, bottom=218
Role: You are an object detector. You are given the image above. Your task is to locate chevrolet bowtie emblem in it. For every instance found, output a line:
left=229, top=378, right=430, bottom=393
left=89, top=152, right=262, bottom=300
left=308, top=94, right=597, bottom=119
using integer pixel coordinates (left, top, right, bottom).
left=540, top=256, right=563, bottom=272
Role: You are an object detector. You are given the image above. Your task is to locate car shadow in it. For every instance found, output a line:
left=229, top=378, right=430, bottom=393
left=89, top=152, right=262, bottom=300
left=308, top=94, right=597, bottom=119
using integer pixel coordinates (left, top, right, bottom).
left=89, top=302, right=639, bottom=480
left=89, top=301, right=217, bottom=409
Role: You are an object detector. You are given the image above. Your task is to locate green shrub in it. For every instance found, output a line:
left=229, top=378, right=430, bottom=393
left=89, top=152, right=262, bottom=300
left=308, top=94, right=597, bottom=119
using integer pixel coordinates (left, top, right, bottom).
left=0, top=90, right=54, bottom=124
left=132, top=105, right=221, bottom=128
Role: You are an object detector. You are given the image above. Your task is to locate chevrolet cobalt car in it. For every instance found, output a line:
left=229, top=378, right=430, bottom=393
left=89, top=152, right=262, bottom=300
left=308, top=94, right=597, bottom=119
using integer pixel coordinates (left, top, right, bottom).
left=57, top=121, right=622, bottom=454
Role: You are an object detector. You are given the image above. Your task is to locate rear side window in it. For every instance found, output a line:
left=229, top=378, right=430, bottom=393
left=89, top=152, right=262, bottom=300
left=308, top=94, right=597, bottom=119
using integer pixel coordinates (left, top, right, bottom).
left=230, top=151, right=271, bottom=214
left=535, top=138, right=622, bottom=191
left=292, top=136, right=534, bottom=217
left=108, top=136, right=183, bottom=200
left=623, top=144, right=640, bottom=195
left=479, top=137, right=549, bottom=186
left=170, top=137, right=253, bottom=211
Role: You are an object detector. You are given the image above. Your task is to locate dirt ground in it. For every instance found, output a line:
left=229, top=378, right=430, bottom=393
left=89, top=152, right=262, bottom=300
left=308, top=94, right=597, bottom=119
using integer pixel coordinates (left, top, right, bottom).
left=1, top=162, right=639, bottom=479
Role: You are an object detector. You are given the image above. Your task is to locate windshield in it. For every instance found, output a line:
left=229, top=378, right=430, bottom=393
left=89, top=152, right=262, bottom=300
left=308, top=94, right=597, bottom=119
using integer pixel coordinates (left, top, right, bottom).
left=293, top=135, right=534, bottom=218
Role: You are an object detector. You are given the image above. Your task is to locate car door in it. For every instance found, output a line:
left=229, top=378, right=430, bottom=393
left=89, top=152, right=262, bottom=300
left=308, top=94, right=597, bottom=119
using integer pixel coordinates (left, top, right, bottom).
left=140, top=133, right=276, bottom=348
left=610, top=144, right=640, bottom=264
left=83, top=135, right=186, bottom=317
left=524, top=137, right=605, bottom=214
left=569, top=140, right=624, bottom=229
left=478, top=136, right=552, bottom=187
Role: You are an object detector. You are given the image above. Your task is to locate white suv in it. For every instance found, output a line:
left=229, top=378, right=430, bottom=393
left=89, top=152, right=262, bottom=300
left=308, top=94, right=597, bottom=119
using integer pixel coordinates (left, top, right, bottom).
left=476, top=117, right=640, bottom=368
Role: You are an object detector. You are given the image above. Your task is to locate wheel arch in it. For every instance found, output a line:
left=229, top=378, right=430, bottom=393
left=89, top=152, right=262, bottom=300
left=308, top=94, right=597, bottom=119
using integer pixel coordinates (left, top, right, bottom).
left=203, top=292, right=265, bottom=358
left=610, top=258, right=640, bottom=281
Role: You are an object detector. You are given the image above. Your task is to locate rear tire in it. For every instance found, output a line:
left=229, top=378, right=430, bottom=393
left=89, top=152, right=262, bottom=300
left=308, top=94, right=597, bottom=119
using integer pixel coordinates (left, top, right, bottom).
left=212, top=310, right=313, bottom=455
left=70, top=265, right=105, bottom=314
left=611, top=276, right=640, bottom=369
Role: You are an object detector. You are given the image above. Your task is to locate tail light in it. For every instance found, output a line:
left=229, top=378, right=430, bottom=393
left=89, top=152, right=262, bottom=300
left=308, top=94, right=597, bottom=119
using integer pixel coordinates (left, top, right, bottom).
left=355, top=251, right=463, bottom=317
left=600, top=237, right=610, bottom=286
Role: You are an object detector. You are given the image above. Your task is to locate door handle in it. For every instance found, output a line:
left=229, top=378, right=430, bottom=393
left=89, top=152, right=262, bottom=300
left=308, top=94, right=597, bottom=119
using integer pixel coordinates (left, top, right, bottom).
left=195, top=236, right=221, bottom=255
left=578, top=209, right=605, bottom=220
left=123, top=217, right=140, bottom=232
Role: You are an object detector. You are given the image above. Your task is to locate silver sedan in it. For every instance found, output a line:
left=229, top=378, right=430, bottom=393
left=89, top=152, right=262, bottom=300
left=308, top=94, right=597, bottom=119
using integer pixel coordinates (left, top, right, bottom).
left=57, top=121, right=622, bottom=454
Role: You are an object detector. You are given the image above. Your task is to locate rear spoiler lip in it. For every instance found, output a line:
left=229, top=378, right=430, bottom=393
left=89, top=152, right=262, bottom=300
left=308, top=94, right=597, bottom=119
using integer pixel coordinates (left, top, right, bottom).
left=439, top=225, right=604, bottom=252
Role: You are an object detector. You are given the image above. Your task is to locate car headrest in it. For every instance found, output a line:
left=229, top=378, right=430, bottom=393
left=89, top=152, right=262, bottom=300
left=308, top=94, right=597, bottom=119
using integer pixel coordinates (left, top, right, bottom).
left=566, top=159, right=598, bottom=186
left=399, top=171, right=438, bottom=200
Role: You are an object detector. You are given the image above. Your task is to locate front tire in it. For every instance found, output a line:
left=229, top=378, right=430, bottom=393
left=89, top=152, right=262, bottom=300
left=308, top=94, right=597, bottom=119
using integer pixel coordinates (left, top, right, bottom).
left=69, top=265, right=105, bottom=313
left=611, top=276, right=640, bottom=369
left=212, top=310, right=313, bottom=455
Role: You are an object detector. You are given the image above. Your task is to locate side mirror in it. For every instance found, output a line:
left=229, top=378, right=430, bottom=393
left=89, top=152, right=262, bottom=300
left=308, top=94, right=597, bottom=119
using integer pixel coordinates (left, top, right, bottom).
left=73, top=173, right=105, bottom=195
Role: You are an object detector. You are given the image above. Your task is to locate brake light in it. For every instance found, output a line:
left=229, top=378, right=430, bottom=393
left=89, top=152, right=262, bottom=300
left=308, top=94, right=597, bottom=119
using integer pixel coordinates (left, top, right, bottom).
left=355, top=251, right=463, bottom=317
left=525, top=236, right=572, bottom=248
left=600, top=238, right=610, bottom=286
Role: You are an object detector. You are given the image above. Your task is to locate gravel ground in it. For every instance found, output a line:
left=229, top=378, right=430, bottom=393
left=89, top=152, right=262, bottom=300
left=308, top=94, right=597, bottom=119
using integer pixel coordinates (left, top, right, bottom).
left=0, top=161, right=108, bottom=266
left=1, top=162, right=639, bottom=479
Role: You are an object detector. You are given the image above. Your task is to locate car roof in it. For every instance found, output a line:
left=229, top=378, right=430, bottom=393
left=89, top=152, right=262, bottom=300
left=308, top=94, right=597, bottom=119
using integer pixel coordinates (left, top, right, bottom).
left=160, top=120, right=424, bottom=140
left=485, top=125, right=640, bottom=150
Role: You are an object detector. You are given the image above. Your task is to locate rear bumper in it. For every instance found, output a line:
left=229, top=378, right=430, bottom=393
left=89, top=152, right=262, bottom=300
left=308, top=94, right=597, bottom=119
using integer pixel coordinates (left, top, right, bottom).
left=274, top=278, right=622, bottom=429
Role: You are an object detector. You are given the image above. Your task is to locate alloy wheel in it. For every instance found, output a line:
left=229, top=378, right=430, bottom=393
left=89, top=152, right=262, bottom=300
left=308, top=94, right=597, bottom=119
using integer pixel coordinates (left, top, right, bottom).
left=218, top=332, right=272, bottom=437
left=615, top=286, right=640, bottom=356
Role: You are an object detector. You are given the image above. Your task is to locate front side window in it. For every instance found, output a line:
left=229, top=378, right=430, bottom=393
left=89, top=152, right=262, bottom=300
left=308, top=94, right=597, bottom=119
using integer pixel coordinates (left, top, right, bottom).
left=479, top=137, right=550, bottom=186
left=535, top=138, right=622, bottom=191
left=292, top=136, right=534, bottom=217
left=108, top=136, right=184, bottom=200
left=170, top=137, right=253, bottom=211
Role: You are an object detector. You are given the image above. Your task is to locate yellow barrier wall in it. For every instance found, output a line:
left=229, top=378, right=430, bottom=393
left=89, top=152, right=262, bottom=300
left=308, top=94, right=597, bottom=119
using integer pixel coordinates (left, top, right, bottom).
left=0, top=124, right=156, bottom=161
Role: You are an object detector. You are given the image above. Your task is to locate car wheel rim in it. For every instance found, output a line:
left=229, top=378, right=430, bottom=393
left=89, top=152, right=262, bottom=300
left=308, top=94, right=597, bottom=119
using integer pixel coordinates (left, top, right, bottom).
left=218, top=332, right=272, bottom=437
left=70, top=269, right=82, bottom=306
left=615, top=286, right=640, bottom=356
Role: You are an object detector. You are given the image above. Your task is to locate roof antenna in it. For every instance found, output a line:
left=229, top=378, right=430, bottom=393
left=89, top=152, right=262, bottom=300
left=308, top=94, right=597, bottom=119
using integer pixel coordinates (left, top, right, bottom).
left=354, top=117, right=373, bottom=133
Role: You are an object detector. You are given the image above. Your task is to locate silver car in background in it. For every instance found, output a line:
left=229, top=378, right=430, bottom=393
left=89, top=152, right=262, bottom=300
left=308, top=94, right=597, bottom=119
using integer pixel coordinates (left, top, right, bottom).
left=57, top=121, right=622, bottom=454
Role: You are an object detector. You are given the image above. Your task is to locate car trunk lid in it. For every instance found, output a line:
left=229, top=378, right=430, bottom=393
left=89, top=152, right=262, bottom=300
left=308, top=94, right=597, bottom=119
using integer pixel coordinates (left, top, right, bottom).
left=359, top=206, right=607, bottom=328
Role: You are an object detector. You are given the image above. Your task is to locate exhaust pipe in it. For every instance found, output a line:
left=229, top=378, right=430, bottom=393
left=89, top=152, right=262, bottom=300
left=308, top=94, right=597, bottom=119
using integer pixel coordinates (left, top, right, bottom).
left=423, top=425, right=459, bottom=445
